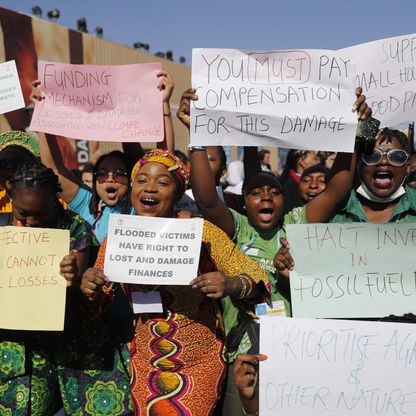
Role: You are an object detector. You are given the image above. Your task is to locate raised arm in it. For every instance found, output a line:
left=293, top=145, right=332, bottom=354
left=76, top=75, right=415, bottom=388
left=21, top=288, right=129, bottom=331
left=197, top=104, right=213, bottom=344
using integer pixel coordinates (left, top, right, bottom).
left=305, top=87, right=372, bottom=223
left=190, top=149, right=235, bottom=237
left=305, top=150, right=356, bottom=223
left=30, top=80, right=81, bottom=203
left=158, top=70, right=175, bottom=152
left=177, top=89, right=235, bottom=237
left=38, top=132, right=81, bottom=203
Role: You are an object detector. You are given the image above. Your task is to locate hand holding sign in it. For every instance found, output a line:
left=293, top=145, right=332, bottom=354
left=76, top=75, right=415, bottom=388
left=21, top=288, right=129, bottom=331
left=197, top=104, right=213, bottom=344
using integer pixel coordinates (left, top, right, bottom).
left=157, top=70, right=174, bottom=103
left=177, top=88, right=198, bottom=129
left=190, top=271, right=238, bottom=299
left=273, top=237, right=294, bottom=276
left=232, top=353, right=267, bottom=414
left=81, top=267, right=108, bottom=302
left=59, top=253, right=78, bottom=287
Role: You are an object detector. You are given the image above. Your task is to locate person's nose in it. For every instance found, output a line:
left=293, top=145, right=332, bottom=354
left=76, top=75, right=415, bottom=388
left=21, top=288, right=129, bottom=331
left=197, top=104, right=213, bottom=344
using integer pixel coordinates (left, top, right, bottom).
left=143, top=179, right=158, bottom=193
left=309, top=179, right=319, bottom=189
left=260, top=191, right=272, bottom=201
left=379, top=152, right=389, bottom=166
left=105, top=172, right=116, bottom=183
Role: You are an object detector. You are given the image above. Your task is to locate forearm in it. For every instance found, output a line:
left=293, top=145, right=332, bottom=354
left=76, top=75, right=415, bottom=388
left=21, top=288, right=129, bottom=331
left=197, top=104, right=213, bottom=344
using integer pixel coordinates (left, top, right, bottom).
left=306, top=150, right=356, bottom=223
left=327, top=150, right=357, bottom=202
left=39, top=132, right=58, bottom=172
left=158, top=101, right=174, bottom=151
left=190, top=149, right=219, bottom=208
left=39, top=133, right=80, bottom=203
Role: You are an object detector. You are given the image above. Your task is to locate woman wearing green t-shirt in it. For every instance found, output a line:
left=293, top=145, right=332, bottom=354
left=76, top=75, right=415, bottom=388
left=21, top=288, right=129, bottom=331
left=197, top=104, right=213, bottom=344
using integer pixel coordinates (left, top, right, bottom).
left=176, top=87, right=371, bottom=415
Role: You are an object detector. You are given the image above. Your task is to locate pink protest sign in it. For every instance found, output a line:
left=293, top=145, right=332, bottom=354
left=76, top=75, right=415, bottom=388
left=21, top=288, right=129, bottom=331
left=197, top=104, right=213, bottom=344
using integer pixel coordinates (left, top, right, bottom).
left=30, top=60, right=163, bottom=142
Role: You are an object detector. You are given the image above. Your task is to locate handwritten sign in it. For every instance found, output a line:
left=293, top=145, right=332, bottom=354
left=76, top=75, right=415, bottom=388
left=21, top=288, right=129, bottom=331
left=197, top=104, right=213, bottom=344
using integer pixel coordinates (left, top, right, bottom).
left=30, top=60, right=163, bottom=142
left=191, top=48, right=357, bottom=152
left=286, top=223, right=416, bottom=318
left=260, top=316, right=416, bottom=416
left=0, top=60, right=25, bottom=114
left=343, top=33, right=416, bottom=126
left=0, top=226, right=69, bottom=330
left=104, top=214, right=204, bottom=285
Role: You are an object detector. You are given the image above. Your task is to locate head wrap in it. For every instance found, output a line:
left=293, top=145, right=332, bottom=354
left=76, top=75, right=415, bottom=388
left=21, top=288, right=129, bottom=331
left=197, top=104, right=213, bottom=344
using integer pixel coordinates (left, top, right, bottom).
left=300, top=165, right=330, bottom=183
left=131, top=149, right=190, bottom=199
left=0, top=131, right=40, bottom=158
left=242, top=172, right=282, bottom=196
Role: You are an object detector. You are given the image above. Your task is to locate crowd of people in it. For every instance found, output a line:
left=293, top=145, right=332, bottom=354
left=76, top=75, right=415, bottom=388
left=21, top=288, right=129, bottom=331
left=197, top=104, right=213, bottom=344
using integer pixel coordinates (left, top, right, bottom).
left=0, top=65, right=415, bottom=416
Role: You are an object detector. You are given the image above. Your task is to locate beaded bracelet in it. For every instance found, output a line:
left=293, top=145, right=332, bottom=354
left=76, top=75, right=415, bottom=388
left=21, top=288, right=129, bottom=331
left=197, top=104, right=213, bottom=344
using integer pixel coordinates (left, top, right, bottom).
left=238, top=274, right=254, bottom=299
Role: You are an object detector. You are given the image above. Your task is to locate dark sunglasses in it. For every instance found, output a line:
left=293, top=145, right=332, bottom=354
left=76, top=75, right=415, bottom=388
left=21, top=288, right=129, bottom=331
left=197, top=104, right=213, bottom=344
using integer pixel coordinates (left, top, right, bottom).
left=95, top=169, right=128, bottom=184
left=361, top=149, right=409, bottom=167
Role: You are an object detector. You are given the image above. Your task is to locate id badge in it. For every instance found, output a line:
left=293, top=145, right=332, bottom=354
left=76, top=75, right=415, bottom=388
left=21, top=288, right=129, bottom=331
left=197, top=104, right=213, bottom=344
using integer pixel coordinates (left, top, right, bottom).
left=255, top=300, right=286, bottom=317
left=131, top=291, right=163, bottom=314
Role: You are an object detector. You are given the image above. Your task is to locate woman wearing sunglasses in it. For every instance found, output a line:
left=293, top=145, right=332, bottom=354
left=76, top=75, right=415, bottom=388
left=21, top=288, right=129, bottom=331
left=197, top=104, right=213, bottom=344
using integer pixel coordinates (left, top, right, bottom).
left=330, top=127, right=414, bottom=223
left=30, top=70, right=175, bottom=243
left=234, top=128, right=414, bottom=416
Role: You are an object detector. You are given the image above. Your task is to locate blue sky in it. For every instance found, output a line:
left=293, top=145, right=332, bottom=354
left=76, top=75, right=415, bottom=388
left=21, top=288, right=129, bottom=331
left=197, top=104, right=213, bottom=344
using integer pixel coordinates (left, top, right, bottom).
left=2, top=0, right=416, bottom=65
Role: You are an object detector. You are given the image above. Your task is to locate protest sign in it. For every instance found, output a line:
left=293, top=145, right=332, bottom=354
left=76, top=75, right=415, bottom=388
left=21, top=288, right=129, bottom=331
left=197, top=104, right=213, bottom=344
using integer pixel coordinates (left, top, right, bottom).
left=29, top=61, right=163, bottom=142
left=104, top=214, right=204, bottom=285
left=0, top=60, right=25, bottom=114
left=286, top=222, right=416, bottom=318
left=260, top=315, right=416, bottom=416
left=0, top=226, right=69, bottom=330
left=191, top=48, right=358, bottom=152
left=343, top=33, right=416, bottom=126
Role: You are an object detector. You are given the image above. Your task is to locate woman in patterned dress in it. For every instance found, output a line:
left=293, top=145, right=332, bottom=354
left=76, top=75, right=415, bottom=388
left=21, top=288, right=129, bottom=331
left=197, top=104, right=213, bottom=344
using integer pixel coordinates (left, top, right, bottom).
left=0, top=161, right=132, bottom=416
left=81, top=149, right=269, bottom=416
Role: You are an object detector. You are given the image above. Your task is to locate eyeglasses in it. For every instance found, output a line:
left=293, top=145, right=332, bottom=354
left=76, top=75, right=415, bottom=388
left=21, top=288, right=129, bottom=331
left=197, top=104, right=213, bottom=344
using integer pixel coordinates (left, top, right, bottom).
left=95, top=169, right=128, bottom=184
left=361, top=149, right=409, bottom=167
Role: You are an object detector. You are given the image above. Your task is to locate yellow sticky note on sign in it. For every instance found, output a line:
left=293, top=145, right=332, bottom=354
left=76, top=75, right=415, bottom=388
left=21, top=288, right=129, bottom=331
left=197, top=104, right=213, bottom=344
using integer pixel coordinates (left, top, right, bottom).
left=0, top=226, right=69, bottom=331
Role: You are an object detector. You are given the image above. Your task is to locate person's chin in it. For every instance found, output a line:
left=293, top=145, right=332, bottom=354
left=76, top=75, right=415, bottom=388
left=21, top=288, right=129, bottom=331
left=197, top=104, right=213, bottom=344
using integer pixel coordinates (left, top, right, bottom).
left=255, top=219, right=277, bottom=231
left=372, top=186, right=398, bottom=199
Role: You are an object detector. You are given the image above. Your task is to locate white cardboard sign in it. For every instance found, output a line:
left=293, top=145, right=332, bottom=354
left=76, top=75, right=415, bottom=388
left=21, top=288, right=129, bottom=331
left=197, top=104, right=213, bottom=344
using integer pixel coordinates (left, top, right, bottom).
left=191, top=48, right=357, bottom=152
left=343, top=33, right=416, bottom=126
left=104, top=214, right=203, bottom=285
left=0, top=60, right=25, bottom=114
left=260, top=315, right=416, bottom=416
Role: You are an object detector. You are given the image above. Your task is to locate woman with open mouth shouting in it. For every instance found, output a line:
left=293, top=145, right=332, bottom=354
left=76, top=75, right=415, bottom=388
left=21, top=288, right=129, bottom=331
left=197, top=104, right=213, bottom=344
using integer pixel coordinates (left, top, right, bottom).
left=30, top=70, right=175, bottom=243
left=176, top=86, right=372, bottom=415
left=330, top=127, right=413, bottom=224
left=81, top=149, right=269, bottom=416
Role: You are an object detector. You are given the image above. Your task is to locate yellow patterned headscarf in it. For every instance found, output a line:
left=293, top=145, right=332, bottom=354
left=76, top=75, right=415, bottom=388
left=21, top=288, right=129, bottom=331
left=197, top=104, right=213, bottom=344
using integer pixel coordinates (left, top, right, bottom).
left=131, top=149, right=190, bottom=198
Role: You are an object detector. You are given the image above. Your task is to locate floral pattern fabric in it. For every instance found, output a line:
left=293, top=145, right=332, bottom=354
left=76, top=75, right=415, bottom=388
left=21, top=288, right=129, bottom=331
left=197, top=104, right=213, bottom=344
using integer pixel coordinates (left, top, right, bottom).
left=0, top=210, right=133, bottom=415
